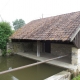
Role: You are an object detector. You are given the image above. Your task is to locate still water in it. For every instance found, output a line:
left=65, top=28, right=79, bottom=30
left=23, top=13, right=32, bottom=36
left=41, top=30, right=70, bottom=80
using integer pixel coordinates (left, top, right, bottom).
left=0, top=55, right=65, bottom=80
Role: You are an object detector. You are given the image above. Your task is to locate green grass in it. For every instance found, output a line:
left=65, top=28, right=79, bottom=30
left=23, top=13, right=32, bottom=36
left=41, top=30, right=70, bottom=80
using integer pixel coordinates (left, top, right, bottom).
left=72, top=74, right=80, bottom=80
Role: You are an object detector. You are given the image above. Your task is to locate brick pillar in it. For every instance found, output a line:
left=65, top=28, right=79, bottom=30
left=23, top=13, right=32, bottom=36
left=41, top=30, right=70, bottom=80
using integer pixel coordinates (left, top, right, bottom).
left=72, top=47, right=80, bottom=65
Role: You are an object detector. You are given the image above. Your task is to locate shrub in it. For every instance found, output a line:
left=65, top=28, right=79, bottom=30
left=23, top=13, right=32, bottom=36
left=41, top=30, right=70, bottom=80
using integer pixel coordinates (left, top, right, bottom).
left=0, top=22, right=12, bottom=55
left=72, top=74, right=80, bottom=80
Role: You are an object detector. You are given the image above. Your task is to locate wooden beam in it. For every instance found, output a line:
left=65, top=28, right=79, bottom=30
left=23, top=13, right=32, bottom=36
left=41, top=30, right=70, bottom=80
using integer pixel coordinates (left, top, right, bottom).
left=37, top=41, right=40, bottom=57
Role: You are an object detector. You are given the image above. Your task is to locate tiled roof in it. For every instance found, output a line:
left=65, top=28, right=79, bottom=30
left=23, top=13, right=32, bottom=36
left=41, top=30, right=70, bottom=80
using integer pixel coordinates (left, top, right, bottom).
left=10, top=11, right=80, bottom=41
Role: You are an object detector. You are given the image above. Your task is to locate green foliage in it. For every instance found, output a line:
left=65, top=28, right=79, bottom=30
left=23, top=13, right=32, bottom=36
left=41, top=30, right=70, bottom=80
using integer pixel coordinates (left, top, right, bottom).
left=72, top=74, right=80, bottom=80
left=12, top=30, right=15, bottom=33
left=7, top=49, right=12, bottom=55
left=7, top=49, right=11, bottom=53
left=13, top=19, right=25, bottom=30
left=0, top=22, right=12, bottom=55
left=1, top=49, right=6, bottom=56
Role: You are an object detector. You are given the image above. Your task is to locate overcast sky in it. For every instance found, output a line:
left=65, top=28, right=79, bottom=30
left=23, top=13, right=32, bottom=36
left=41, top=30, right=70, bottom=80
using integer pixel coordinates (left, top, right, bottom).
left=0, top=0, right=80, bottom=29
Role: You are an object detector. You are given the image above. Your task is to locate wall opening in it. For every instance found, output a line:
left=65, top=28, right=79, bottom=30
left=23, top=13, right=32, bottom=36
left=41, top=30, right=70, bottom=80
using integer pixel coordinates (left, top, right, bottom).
left=45, top=41, right=51, bottom=53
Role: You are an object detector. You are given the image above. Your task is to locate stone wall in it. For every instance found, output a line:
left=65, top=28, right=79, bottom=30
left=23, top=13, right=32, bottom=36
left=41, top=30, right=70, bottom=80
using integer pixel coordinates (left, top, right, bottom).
left=9, top=42, right=74, bottom=56
left=10, top=42, right=75, bottom=56
left=33, top=42, right=37, bottom=52
left=51, top=43, right=74, bottom=56
left=8, top=42, right=37, bottom=54
left=72, top=47, right=80, bottom=65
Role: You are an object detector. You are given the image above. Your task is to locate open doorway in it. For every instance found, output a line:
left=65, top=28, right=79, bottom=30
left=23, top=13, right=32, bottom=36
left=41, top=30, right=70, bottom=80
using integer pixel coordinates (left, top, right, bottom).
left=45, top=41, right=51, bottom=53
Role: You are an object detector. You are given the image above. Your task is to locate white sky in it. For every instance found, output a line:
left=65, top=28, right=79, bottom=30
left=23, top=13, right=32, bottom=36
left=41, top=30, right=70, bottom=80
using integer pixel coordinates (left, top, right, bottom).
left=0, top=0, right=80, bottom=29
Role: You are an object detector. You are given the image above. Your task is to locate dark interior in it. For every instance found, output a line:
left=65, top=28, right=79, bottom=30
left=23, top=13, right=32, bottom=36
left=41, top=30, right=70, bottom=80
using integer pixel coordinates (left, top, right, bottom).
left=45, top=41, right=51, bottom=53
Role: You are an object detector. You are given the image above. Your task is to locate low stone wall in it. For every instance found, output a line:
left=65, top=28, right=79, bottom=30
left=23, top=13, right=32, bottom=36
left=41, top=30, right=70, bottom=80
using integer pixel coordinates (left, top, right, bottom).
left=7, top=42, right=37, bottom=54
left=51, top=43, right=74, bottom=56
left=44, top=71, right=71, bottom=80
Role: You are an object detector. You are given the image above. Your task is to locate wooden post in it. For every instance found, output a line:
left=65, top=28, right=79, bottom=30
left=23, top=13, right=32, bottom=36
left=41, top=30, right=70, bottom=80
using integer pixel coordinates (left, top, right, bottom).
left=37, top=41, right=40, bottom=57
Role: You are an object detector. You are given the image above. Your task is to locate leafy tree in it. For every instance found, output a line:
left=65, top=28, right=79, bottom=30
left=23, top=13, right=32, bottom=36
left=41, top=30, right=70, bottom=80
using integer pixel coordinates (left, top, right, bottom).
left=0, top=22, right=12, bottom=55
left=13, top=19, right=25, bottom=30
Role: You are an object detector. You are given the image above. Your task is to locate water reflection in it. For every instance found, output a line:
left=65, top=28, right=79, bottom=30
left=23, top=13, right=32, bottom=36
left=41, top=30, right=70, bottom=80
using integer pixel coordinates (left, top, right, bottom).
left=9, top=67, right=19, bottom=80
left=12, top=76, right=19, bottom=80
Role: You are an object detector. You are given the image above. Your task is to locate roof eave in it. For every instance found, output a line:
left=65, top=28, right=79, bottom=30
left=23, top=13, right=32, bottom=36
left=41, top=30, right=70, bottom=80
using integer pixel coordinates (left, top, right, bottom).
left=70, top=26, right=80, bottom=42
